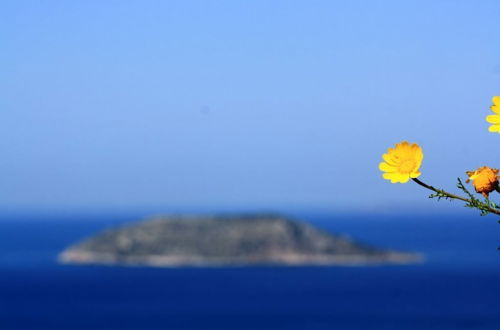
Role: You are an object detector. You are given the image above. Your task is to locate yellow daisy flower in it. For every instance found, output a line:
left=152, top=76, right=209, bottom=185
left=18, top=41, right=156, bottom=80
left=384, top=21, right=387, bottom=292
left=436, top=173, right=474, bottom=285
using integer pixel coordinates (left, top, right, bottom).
left=379, top=141, right=423, bottom=183
left=466, top=166, right=499, bottom=198
left=486, top=96, right=500, bottom=133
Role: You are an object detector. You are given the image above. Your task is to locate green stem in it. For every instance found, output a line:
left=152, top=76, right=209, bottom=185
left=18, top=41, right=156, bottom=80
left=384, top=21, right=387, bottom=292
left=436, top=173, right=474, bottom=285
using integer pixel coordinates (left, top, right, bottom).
left=411, top=178, right=500, bottom=216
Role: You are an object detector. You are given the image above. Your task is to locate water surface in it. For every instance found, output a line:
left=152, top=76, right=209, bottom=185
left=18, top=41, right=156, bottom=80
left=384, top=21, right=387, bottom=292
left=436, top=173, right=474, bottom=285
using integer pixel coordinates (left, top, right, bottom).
left=0, top=212, right=498, bottom=330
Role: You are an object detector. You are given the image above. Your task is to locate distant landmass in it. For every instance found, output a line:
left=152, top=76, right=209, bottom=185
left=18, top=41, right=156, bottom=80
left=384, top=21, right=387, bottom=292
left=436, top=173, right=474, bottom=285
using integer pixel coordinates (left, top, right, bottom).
left=59, top=214, right=422, bottom=267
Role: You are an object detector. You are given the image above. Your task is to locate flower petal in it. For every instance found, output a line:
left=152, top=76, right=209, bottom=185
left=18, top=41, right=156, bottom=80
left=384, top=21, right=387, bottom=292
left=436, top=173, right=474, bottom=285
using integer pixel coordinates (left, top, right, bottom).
left=382, top=153, right=398, bottom=166
left=383, top=172, right=410, bottom=183
left=379, top=162, right=396, bottom=172
left=486, top=115, right=500, bottom=124
left=413, top=146, right=423, bottom=161
left=491, top=105, right=500, bottom=115
left=488, top=124, right=500, bottom=133
left=386, top=147, right=397, bottom=156
left=393, top=173, right=410, bottom=183
left=409, top=171, right=421, bottom=179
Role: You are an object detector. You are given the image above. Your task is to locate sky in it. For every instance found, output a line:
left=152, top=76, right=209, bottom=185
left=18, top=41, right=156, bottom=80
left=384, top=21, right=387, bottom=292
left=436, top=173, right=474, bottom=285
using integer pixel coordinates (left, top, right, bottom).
left=1, top=1, right=500, bottom=213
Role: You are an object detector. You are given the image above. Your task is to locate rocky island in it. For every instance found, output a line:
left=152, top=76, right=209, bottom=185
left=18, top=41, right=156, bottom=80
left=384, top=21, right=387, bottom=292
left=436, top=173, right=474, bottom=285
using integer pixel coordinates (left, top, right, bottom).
left=59, top=214, right=422, bottom=267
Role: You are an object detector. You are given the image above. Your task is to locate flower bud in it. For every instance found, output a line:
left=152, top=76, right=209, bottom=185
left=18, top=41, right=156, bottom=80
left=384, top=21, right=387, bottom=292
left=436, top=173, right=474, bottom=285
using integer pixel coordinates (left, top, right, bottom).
left=465, top=166, right=499, bottom=198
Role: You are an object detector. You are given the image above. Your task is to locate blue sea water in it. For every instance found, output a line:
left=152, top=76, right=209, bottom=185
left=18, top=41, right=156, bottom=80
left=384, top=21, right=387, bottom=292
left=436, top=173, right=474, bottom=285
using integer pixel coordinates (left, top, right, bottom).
left=0, top=211, right=499, bottom=330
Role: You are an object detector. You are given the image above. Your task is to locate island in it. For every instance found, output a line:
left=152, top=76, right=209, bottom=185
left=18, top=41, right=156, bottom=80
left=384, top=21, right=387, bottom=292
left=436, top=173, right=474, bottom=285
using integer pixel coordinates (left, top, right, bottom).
left=59, top=214, right=422, bottom=267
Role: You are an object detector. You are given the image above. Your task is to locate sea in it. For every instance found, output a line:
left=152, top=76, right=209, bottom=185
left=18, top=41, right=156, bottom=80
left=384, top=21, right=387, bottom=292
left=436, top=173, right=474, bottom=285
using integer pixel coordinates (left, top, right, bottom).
left=0, top=211, right=499, bottom=330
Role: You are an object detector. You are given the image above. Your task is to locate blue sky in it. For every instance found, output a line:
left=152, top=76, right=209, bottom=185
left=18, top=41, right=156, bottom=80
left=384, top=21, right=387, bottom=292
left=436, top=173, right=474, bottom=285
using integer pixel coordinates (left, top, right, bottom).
left=2, top=1, right=500, bottom=212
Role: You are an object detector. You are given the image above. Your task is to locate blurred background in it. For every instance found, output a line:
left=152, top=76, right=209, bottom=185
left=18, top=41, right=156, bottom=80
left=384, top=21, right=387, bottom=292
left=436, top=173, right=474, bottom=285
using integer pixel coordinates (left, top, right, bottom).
left=2, top=1, right=500, bottom=329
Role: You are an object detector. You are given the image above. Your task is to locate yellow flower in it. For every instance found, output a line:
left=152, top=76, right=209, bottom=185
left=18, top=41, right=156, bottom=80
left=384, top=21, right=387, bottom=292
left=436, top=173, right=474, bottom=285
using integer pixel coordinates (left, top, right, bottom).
left=486, top=96, right=500, bottom=133
left=465, top=166, right=499, bottom=198
left=379, top=141, right=423, bottom=183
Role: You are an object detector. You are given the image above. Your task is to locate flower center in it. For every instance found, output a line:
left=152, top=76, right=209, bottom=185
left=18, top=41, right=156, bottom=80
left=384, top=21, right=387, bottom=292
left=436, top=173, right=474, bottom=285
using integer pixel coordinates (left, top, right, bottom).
left=399, top=159, right=416, bottom=174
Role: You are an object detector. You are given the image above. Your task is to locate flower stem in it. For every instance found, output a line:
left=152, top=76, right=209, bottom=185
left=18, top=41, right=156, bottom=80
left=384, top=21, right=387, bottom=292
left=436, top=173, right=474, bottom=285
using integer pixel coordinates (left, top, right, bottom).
left=412, top=178, right=469, bottom=202
left=411, top=178, right=500, bottom=216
